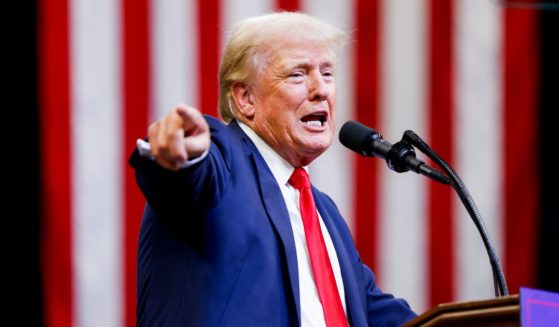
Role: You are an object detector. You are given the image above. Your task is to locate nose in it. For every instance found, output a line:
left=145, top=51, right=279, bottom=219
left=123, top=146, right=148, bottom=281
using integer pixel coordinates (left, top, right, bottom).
left=308, top=70, right=332, bottom=102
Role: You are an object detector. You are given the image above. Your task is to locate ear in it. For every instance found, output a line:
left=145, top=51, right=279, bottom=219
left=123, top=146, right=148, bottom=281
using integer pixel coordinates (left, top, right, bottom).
left=231, top=82, right=256, bottom=120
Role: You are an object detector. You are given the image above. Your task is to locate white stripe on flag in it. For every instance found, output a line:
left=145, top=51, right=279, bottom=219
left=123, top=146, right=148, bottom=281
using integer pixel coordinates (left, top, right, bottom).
left=222, top=0, right=274, bottom=51
left=378, top=0, right=428, bottom=312
left=454, top=0, right=503, bottom=302
left=151, top=0, right=198, bottom=119
left=305, top=0, right=356, bottom=229
left=71, top=0, right=123, bottom=326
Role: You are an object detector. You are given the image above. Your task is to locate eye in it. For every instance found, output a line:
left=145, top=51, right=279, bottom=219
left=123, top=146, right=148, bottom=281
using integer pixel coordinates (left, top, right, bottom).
left=322, top=69, right=334, bottom=78
left=287, top=70, right=306, bottom=83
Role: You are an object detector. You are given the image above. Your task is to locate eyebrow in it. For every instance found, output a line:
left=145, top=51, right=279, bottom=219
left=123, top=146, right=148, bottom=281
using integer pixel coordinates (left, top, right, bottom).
left=281, top=60, right=335, bottom=71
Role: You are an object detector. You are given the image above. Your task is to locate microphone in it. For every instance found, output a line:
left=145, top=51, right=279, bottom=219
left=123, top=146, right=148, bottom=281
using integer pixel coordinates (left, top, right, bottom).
left=339, top=120, right=450, bottom=185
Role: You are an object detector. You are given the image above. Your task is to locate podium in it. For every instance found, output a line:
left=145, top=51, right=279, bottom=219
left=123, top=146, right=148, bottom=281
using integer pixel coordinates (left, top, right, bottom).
left=403, top=295, right=520, bottom=327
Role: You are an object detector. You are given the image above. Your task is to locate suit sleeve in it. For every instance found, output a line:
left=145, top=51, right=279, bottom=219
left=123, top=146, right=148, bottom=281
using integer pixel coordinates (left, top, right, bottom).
left=128, top=116, right=232, bottom=218
left=361, top=263, right=417, bottom=326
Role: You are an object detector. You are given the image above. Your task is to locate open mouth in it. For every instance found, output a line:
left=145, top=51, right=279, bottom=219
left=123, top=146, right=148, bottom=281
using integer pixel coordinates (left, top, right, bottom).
left=301, top=112, right=327, bottom=127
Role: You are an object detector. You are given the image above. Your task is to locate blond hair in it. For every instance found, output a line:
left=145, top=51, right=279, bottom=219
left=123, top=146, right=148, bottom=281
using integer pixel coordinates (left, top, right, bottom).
left=218, top=12, right=348, bottom=122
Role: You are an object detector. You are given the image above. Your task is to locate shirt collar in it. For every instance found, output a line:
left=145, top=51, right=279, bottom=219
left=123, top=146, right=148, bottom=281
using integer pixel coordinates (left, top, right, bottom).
left=238, top=121, right=308, bottom=187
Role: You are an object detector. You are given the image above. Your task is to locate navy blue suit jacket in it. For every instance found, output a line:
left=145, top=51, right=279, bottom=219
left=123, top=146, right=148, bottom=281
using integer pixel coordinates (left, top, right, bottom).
left=130, top=117, right=416, bottom=326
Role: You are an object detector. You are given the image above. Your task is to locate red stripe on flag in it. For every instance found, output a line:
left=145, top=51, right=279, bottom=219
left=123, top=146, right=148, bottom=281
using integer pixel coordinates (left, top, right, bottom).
left=197, top=0, right=220, bottom=117
left=353, top=0, right=380, bottom=270
left=502, top=5, right=539, bottom=294
left=427, top=0, right=454, bottom=306
left=275, top=0, right=300, bottom=12
left=122, top=0, right=151, bottom=326
left=38, top=0, right=73, bottom=326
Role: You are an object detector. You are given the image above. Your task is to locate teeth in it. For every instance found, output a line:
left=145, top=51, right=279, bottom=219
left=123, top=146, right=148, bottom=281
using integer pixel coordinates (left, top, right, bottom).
left=305, top=120, right=322, bottom=127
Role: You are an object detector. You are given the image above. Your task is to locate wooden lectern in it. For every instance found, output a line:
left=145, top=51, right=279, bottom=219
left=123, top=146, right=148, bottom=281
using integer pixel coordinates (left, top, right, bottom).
left=403, top=295, right=520, bottom=327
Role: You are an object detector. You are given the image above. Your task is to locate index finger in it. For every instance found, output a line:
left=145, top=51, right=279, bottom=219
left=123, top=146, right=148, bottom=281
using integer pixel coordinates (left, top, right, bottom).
left=175, top=104, right=208, bottom=134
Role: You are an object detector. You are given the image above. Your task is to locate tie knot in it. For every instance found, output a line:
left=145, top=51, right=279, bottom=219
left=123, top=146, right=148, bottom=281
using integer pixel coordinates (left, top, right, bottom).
left=289, top=168, right=311, bottom=190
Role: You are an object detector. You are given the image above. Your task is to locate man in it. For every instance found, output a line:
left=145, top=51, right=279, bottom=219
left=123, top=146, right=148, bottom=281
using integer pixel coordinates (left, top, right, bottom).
left=130, top=12, right=416, bottom=326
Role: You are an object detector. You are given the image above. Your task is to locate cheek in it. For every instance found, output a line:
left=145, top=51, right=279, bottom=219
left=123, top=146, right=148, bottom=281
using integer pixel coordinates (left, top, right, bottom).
left=278, top=85, right=308, bottom=104
left=329, top=119, right=336, bottom=131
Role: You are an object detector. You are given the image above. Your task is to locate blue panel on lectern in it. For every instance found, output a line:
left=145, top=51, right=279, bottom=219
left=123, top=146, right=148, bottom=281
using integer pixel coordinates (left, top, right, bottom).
left=521, top=287, right=559, bottom=327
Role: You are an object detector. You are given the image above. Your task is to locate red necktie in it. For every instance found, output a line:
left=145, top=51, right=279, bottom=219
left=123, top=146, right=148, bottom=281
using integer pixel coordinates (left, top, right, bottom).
left=289, top=168, right=347, bottom=326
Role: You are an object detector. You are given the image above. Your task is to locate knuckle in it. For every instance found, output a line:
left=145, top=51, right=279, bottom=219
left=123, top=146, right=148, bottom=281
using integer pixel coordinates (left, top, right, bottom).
left=147, top=122, right=158, bottom=136
left=169, top=147, right=187, bottom=162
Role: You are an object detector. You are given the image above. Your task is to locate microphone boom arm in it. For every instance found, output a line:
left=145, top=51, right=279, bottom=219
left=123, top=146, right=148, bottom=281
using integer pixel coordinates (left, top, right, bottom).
left=402, top=130, right=509, bottom=297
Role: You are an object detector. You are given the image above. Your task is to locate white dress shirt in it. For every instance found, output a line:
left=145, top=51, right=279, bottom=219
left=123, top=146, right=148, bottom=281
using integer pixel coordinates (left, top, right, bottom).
left=239, top=122, right=347, bottom=327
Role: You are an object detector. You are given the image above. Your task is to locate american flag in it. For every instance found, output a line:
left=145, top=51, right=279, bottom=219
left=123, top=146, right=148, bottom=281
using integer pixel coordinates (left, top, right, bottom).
left=33, top=0, right=557, bottom=326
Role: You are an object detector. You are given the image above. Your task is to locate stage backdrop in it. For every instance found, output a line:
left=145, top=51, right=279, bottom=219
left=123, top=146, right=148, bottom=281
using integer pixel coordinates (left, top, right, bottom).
left=36, top=0, right=555, bottom=326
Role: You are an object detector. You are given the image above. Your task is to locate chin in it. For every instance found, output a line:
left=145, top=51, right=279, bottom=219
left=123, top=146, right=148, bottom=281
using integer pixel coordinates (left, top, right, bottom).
left=302, top=138, right=331, bottom=156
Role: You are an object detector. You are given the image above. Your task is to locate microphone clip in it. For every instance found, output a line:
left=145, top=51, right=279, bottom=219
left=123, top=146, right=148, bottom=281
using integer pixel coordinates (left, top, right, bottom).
left=385, top=136, right=450, bottom=185
left=386, top=139, right=417, bottom=173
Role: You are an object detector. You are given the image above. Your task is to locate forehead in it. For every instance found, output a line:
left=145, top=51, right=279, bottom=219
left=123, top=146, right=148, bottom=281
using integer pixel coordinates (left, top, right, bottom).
left=261, top=37, right=336, bottom=69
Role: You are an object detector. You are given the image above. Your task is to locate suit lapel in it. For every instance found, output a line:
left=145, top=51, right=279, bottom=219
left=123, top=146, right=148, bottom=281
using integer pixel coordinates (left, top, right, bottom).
left=229, top=121, right=301, bottom=325
left=313, top=188, right=368, bottom=326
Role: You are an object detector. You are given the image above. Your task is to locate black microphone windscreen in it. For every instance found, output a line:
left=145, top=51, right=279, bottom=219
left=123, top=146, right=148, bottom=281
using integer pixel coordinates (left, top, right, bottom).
left=339, top=120, right=376, bottom=155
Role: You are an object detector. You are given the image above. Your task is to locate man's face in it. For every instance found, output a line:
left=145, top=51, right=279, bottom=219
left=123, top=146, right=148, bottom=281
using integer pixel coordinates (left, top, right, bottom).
left=250, top=36, right=337, bottom=167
